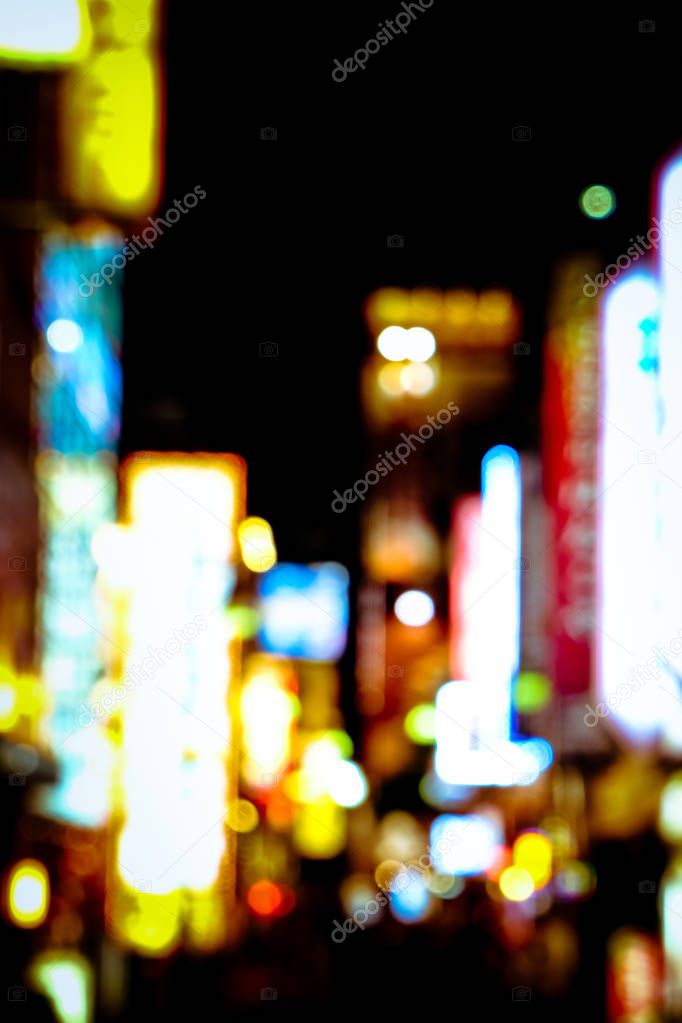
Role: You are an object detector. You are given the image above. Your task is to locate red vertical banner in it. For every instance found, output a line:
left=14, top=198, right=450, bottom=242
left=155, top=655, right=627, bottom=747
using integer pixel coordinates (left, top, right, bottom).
left=542, top=260, right=600, bottom=695
left=449, top=494, right=482, bottom=679
left=520, top=455, right=550, bottom=677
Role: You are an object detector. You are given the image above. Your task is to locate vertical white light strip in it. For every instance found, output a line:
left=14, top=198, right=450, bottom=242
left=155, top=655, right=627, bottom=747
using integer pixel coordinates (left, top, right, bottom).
left=465, top=445, right=521, bottom=744
left=598, top=274, right=660, bottom=740
left=110, top=455, right=244, bottom=956
left=656, top=158, right=682, bottom=748
left=434, top=679, right=479, bottom=781
left=119, top=462, right=237, bottom=890
left=435, top=447, right=541, bottom=789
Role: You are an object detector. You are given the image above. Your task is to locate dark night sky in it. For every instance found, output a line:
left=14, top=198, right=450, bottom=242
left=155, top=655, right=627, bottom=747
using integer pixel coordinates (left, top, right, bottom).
left=121, top=3, right=678, bottom=574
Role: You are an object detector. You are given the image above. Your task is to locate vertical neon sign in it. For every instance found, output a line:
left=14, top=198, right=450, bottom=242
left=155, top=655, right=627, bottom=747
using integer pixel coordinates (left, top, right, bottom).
left=36, top=226, right=123, bottom=824
left=108, top=454, right=245, bottom=956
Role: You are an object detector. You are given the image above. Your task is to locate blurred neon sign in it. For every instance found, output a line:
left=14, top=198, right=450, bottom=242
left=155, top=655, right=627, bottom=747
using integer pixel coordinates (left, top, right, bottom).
left=258, top=562, right=349, bottom=661
left=61, top=0, right=162, bottom=216
left=0, top=0, right=91, bottom=68
left=108, top=454, right=245, bottom=956
left=596, top=156, right=682, bottom=747
left=443, top=445, right=552, bottom=785
left=36, top=226, right=123, bottom=825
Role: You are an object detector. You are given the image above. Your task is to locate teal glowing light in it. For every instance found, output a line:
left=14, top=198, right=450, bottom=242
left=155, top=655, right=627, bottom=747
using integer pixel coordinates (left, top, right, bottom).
left=579, top=184, right=616, bottom=220
left=36, top=230, right=123, bottom=826
left=389, top=869, right=431, bottom=924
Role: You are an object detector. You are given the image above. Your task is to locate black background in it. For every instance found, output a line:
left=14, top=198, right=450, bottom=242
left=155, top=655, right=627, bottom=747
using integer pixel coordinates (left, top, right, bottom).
left=123, top=1, right=678, bottom=580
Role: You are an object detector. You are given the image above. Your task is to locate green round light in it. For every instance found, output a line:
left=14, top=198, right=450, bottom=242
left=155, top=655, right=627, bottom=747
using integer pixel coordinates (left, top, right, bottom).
left=404, top=704, right=436, bottom=745
left=226, top=605, right=259, bottom=639
left=514, top=672, right=552, bottom=714
left=579, top=184, right=616, bottom=220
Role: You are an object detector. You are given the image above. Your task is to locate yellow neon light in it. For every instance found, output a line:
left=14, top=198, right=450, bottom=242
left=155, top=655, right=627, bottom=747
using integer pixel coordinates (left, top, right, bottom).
left=240, top=657, right=299, bottom=789
left=6, top=859, right=49, bottom=928
left=238, top=517, right=277, bottom=573
left=512, top=831, right=552, bottom=888
left=499, top=865, right=534, bottom=902
left=61, top=0, right=162, bottom=216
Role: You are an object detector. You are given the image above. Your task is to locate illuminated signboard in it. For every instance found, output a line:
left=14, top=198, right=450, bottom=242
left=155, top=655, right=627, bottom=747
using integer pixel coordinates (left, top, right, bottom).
left=258, top=562, right=349, bottom=662
left=442, top=446, right=552, bottom=786
left=60, top=0, right=162, bottom=217
left=597, top=273, right=661, bottom=742
left=364, top=288, right=522, bottom=348
left=595, top=154, right=682, bottom=747
left=108, top=454, right=245, bottom=956
left=0, top=0, right=91, bottom=68
left=542, top=258, right=600, bottom=695
left=35, top=226, right=123, bottom=825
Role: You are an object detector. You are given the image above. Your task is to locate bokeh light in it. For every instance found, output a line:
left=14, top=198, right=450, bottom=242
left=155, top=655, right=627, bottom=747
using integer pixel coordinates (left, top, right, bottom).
left=46, top=318, right=83, bottom=353
left=6, top=859, right=50, bottom=928
left=579, top=183, right=616, bottom=219
left=394, top=589, right=435, bottom=627
left=404, top=704, right=436, bottom=744
left=499, top=865, right=535, bottom=902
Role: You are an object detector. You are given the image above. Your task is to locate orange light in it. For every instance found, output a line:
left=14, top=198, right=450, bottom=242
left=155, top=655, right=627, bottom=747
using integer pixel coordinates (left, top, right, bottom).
left=247, top=880, right=283, bottom=917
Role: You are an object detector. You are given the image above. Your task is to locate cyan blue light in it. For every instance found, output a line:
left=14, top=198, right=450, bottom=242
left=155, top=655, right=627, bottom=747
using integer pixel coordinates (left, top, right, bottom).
left=520, top=737, right=553, bottom=773
left=36, top=232, right=123, bottom=825
left=37, top=238, right=122, bottom=456
left=389, top=869, right=430, bottom=923
left=258, top=562, right=349, bottom=661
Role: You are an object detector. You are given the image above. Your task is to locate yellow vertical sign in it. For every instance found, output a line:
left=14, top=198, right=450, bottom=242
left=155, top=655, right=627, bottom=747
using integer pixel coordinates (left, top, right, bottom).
left=61, top=0, right=162, bottom=217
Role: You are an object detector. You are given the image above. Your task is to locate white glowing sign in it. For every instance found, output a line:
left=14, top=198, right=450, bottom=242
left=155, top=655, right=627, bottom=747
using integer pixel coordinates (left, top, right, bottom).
left=110, top=455, right=244, bottom=955
left=597, top=274, right=661, bottom=741
left=439, top=445, right=551, bottom=786
left=596, top=155, right=682, bottom=747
